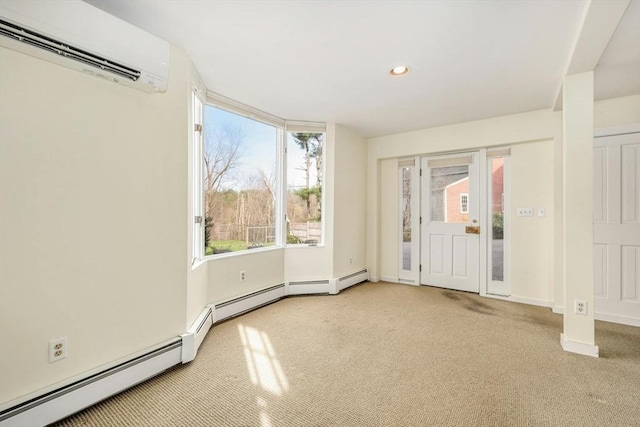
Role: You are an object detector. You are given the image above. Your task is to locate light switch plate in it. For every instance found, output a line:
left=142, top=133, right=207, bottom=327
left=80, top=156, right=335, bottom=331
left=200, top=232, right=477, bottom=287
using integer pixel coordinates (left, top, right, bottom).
left=517, top=208, right=533, bottom=217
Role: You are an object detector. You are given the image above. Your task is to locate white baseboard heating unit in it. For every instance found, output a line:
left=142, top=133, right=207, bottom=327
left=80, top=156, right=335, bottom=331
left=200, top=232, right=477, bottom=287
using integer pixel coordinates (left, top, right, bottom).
left=0, top=272, right=369, bottom=426
left=214, top=283, right=286, bottom=323
left=287, top=279, right=331, bottom=295
left=0, top=340, right=182, bottom=427
left=334, top=269, right=369, bottom=293
left=181, top=306, right=214, bottom=363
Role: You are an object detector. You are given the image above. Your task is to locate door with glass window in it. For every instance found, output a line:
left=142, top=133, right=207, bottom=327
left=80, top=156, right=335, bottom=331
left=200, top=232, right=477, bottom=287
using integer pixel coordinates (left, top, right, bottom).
left=421, top=153, right=480, bottom=292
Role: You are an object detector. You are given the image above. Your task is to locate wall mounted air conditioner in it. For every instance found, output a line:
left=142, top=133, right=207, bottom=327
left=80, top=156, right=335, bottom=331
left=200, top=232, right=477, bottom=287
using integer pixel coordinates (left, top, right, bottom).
left=0, top=0, right=169, bottom=93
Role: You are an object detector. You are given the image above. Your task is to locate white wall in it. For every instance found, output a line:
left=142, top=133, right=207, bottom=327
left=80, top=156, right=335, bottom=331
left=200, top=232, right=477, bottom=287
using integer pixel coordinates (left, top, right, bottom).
left=207, top=249, right=285, bottom=303
left=368, top=95, right=640, bottom=307
left=379, top=159, right=399, bottom=281
left=367, top=109, right=561, bottom=303
left=595, top=94, right=640, bottom=129
left=0, top=46, right=191, bottom=404
left=332, top=124, right=367, bottom=278
left=509, top=141, right=555, bottom=303
left=187, top=262, right=208, bottom=327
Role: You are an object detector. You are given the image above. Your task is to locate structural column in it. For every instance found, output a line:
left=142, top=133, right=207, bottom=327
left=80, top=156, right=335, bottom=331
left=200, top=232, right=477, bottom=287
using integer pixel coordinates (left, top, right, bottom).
left=562, top=71, right=598, bottom=357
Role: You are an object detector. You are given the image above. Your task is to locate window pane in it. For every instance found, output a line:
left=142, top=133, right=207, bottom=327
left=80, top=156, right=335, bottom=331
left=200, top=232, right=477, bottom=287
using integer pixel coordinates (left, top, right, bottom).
left=430, top=165, right=469, bottom=223
left=491, top=158, right=505, bottom=281
left=204, top=106, right=277, bottom=255
left=402, top=167, right=411, bottom=270
left=287, top=132, right=324, bottom=245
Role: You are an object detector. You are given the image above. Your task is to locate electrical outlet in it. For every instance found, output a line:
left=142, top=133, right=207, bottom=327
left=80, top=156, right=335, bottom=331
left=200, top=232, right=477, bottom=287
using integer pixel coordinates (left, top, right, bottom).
left=537, top=208, right=545, bottom=217
left=517, top=208, right=533, bottom=217
left=574, top=300, right=587, bottom=315
left=240, top=270, right=246, bottom=282
left=349, top=257, right=353, bottom=264
left=49, top=337, right=67, bottom=363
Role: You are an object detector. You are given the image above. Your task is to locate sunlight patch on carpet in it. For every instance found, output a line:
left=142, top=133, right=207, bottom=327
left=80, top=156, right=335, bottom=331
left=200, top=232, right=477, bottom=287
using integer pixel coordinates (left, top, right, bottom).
left=238, top=324, right=290, bottom=396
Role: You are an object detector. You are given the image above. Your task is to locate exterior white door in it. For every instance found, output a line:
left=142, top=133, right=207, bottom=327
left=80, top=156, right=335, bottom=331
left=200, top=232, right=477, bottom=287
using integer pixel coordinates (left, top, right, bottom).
left=594, top=131, right=640, bottom=326
left=421, top=152, right=480, bottom=292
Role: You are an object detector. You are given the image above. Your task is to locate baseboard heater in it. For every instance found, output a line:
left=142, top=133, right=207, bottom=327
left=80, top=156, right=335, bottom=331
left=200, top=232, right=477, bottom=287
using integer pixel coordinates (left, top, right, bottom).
left=0, top=273, right=369, bottom=426
left=0, top=340, right=182, bottom=427
left=287, top=279, right=331, bottom=295
left=181, top=306, right=214, bottom=363
left=335, top=269, right=368, bottom=293
left=214, top=283, right=286, bottom=323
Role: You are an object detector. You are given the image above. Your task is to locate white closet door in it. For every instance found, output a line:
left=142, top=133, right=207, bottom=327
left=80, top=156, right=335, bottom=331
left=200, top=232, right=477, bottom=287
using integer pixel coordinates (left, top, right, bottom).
left=594, top=132, right=640, bottom=326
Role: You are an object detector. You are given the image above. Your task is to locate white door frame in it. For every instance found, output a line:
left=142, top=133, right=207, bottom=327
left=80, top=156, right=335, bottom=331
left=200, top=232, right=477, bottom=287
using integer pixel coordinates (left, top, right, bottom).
left=398, top=157, right=420, bottom=285
left=486, top=154, right=510, bottom=296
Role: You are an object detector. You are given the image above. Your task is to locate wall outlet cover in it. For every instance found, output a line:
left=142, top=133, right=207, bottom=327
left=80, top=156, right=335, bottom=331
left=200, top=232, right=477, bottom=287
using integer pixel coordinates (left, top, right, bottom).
left=574, top=300, right=588, bottom=315
left=49, top=337, right=68, bottom=363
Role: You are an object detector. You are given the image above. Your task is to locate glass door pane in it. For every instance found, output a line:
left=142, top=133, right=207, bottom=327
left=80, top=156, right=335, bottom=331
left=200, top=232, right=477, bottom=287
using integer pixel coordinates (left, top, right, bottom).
left=430, top=165, right=470, bottom=223
left=490, top=158, right=504, bottom=281
left=402, top=167, right=412, bottom=270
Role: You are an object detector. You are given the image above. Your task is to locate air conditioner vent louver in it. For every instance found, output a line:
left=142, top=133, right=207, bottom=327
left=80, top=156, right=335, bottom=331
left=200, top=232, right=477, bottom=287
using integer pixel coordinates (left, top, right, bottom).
left=0, top=18, right=140, bottom=82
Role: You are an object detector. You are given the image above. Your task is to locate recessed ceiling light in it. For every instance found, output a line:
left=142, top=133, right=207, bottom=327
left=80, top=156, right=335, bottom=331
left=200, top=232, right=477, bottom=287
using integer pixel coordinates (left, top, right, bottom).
left=390, top=65, right=409, bottom=76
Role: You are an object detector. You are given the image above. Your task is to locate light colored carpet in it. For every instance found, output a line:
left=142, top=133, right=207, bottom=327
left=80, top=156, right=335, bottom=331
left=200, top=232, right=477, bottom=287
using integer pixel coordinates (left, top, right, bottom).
left=54, top=282, right=640, bottom=427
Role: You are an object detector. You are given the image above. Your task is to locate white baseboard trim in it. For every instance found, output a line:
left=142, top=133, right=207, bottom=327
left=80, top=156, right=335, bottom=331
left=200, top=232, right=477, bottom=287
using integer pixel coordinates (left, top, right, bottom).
left=594, top=312, right=640, bottom=327
left=1, top=271, right=375, bottom=426
left=552, top=306, right=639, bottom=327
left=560, top=333, right=599, bottom=358
left=507, top=295, right=552, bottom=308
left=0, top=340, right=182, bottom=427
left=181, top=305, right=214, bottom=363
left=214, top=283, right=286, bottom=322
left=380, top=276, right=399, bottom=283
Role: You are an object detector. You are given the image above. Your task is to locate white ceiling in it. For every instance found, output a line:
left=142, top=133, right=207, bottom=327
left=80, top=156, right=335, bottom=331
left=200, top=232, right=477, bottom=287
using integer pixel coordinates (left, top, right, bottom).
left=86, top=0, right=639, bottom=138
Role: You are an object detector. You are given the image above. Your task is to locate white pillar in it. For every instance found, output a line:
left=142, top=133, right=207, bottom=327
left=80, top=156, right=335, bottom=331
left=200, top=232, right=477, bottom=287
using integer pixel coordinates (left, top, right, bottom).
left=561, top=71, right=598, bottom=357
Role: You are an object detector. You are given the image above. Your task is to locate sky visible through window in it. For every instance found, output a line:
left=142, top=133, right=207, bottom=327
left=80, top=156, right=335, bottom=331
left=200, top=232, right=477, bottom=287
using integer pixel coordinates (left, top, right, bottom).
left=204, top=106, right=315, bottom=190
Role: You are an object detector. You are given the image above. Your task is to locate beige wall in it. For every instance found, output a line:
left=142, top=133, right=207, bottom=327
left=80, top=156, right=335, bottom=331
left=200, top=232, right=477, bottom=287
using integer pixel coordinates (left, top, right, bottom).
left=207, top=249, right=285, bottom=303
left=595, top=94, right=640, bottom=129
left=368, top=109, right=560, bottom=301
left=379, top=159, right=399, bottom=281
left=0, top=46, right=191, bottom=404
left=509, top=141, right=555, bottom=303
left=368, top=95, right=640, bottom=307
left=332, top=124, right=367, bottom=278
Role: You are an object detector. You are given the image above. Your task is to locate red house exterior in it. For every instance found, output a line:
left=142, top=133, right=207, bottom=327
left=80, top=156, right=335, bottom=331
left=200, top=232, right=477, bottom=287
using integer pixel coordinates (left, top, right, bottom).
left=443, top=158, right=504, bottom=222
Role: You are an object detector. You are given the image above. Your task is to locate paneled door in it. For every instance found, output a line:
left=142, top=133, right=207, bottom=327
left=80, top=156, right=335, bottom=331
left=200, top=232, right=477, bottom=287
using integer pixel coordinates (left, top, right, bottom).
left=421, top=152, right=480, bottom=292
left=594, top=131, right=640, bottom=326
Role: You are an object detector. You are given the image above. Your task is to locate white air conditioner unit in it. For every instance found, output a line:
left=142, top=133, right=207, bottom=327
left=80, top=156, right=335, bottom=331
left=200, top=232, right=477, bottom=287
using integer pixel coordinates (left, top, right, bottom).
left=0, top=0, right=170, bottom=93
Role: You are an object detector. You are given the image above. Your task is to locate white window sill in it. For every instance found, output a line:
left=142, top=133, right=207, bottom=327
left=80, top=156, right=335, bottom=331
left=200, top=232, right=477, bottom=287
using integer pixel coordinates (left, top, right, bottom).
left=203, top=245, right=283, bottom=261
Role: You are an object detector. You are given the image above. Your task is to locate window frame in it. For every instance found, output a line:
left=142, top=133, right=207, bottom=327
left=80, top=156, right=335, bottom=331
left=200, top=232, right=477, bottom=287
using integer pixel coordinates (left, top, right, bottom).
left=191, top=87, right=205, bottom=264
left=198, top=98, right=285, bottom=259
left=284, top=121, right=327, bottom=247
left=284, top=130, right=327, bottom=247
left=191, top=93, right=327, bottom=259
